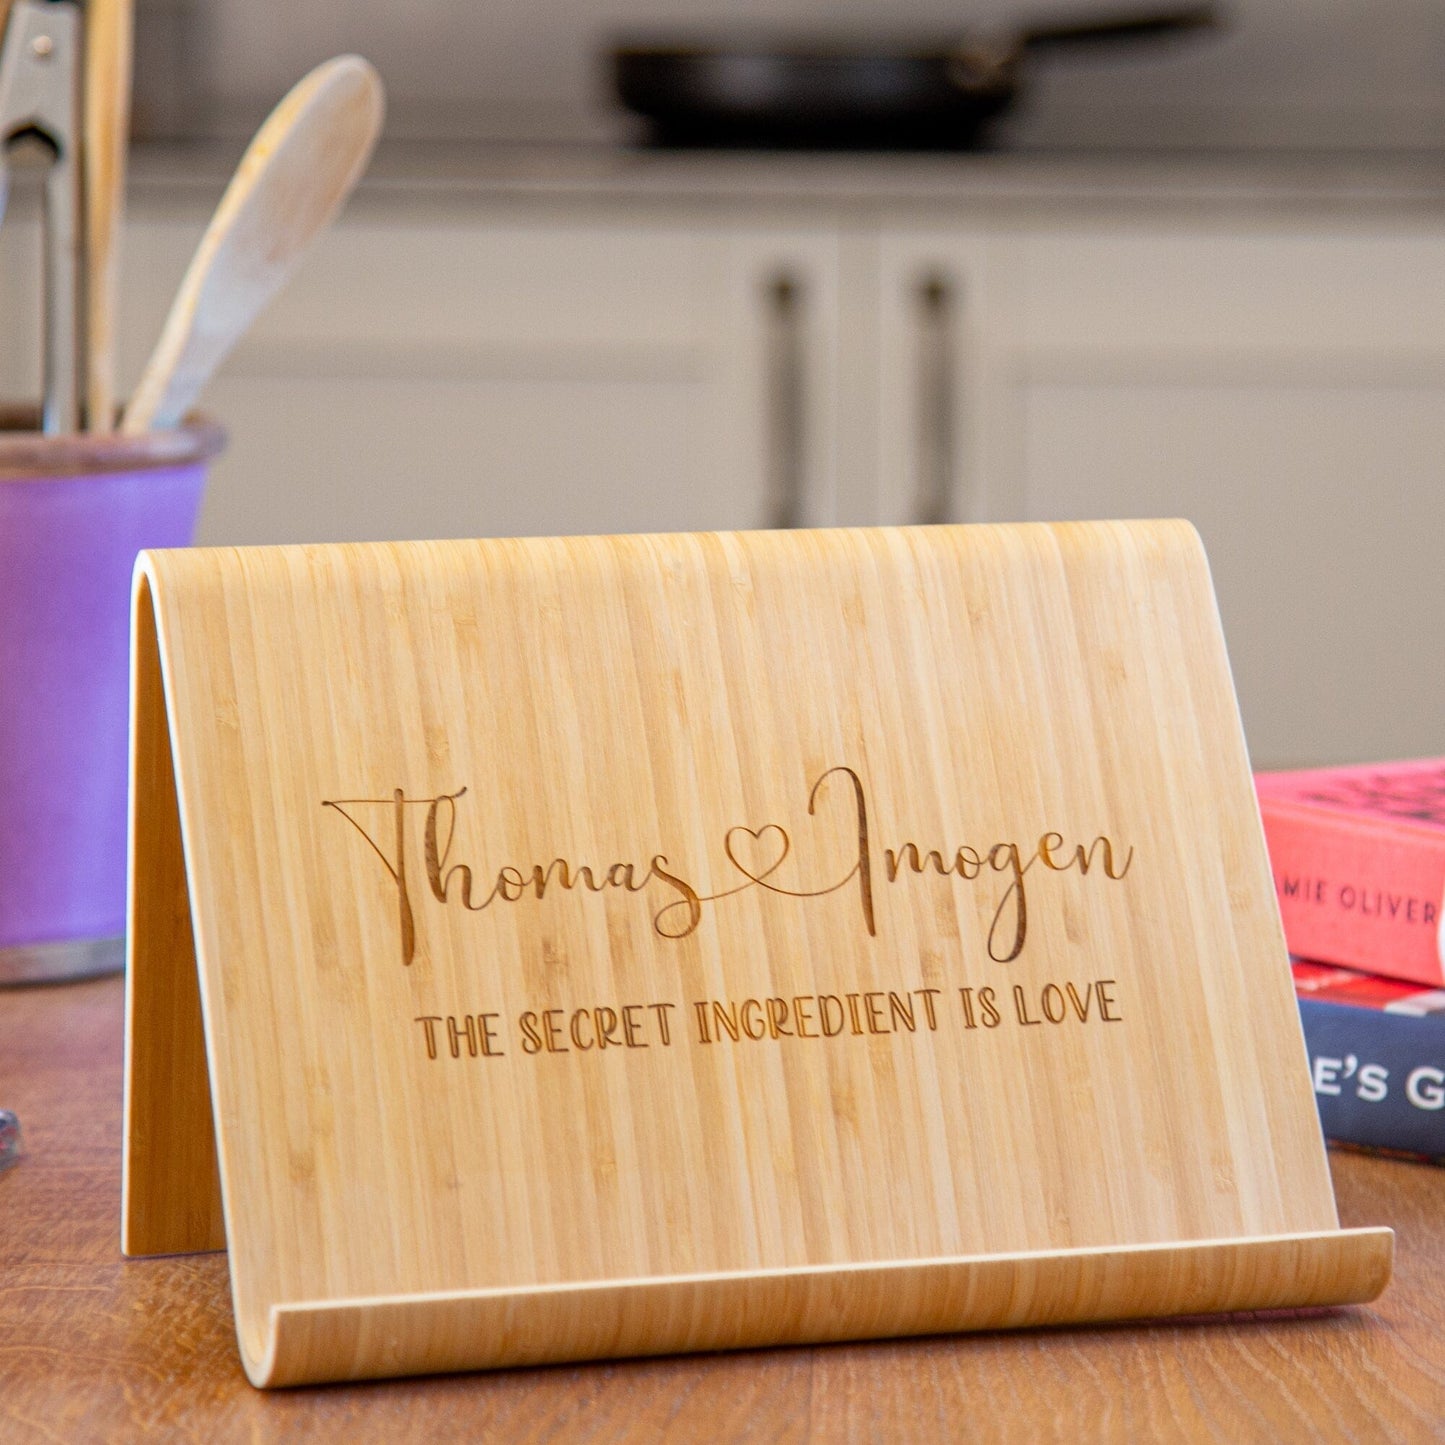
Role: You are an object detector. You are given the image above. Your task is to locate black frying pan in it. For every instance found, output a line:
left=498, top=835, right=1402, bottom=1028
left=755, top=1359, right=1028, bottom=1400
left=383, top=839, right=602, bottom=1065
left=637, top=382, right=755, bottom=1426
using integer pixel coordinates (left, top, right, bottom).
left=612, top=7, right=1220, bottom=150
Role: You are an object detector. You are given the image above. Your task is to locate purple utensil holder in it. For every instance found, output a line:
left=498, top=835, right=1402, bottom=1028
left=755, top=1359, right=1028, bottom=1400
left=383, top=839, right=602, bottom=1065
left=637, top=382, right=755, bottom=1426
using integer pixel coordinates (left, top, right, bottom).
left=0, top=410, right=225, bottom=984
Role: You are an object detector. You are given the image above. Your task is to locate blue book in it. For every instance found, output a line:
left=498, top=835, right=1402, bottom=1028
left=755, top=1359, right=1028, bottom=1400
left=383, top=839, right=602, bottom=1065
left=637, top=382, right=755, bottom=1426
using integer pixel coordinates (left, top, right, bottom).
left=1295, top=959, right=1445, bottom=1162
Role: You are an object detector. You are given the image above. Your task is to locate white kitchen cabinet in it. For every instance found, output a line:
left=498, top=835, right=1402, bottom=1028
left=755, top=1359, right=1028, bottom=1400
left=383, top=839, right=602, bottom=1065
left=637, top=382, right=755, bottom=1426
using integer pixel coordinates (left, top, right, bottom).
left=849, top=218, right=1445, bottom=766
left=103, top=202, right=847, bottom=542
left=4, top=160, right=1440, bottom=767
left=969, top=223, right=1445, bottom=768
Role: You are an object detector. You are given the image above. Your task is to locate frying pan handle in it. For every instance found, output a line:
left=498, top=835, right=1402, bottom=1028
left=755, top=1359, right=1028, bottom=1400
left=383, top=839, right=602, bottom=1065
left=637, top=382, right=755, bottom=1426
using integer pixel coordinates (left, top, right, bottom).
left=1021, top=4, right=1220, bottom=50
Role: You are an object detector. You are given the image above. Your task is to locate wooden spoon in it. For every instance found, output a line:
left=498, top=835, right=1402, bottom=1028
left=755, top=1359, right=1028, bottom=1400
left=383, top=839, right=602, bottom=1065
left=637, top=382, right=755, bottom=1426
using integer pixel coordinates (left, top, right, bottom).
left=121, top=56, right=384, bottom=435
left=83, top=0, right=133, bottom=431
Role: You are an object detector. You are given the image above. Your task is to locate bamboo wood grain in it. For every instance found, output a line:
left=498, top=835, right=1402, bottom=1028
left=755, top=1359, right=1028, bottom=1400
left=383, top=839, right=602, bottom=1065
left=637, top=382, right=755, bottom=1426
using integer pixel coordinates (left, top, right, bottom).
left=3, top=980, right=1438, bottom=1440
left=82, top=0, right=132, bottom=430
left=124, top=520, right=1390, bottom=1388
left=120, top=55, right=383, bottom=434
left=255, top=1231, right=1390, bottom=1387
left=122, top=572, right=225, bottom=1256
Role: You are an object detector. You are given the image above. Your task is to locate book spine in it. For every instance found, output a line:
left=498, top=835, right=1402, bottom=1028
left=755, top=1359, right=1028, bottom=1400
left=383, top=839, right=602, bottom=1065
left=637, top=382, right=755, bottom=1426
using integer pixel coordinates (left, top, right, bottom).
left=1299, top=998, right=1445, bottom=1158
left=1261, top=802, right=1445, bottom=986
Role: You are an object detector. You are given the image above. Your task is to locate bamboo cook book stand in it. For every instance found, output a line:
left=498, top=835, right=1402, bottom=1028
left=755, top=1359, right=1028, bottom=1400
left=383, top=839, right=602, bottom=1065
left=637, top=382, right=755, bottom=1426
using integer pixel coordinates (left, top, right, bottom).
left=123, top=521, right=1391, bottom=1389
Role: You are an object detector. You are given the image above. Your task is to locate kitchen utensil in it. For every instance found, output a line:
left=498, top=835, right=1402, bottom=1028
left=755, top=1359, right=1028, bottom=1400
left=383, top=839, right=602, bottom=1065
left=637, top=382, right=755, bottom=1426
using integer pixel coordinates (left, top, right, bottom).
left=0, top=0, right=83, bottom=430
left=612, top=6, right=1219, bottom=150
left=0, top=407, right=223, bottom=985
left=121, top=54, right=383, bottom=435
left=83, top=0, right=133, bottom=431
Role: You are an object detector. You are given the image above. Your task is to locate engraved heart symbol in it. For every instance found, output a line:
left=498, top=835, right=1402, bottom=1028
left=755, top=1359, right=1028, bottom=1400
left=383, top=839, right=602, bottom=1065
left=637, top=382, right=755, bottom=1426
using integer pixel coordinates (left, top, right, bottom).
left=725, top=823, right=790, bottom=884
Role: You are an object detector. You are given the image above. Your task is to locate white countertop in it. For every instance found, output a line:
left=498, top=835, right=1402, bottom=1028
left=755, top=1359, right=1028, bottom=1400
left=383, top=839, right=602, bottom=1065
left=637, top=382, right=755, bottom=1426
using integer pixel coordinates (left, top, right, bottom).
left=127, top=139, right=1445, bottom=221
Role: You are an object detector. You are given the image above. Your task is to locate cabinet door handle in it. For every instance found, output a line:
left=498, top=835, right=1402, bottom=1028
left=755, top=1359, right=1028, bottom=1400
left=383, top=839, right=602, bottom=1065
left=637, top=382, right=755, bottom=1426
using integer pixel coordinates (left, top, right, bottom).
left=763, top=270, right=805, bottom=529
left=915, top=271, right=958, bottom=525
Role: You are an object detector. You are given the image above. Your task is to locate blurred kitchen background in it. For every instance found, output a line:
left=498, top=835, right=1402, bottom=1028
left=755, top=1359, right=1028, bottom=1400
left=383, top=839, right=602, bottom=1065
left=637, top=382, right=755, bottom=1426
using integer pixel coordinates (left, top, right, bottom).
left=2, top=0, right=1443, bottom=769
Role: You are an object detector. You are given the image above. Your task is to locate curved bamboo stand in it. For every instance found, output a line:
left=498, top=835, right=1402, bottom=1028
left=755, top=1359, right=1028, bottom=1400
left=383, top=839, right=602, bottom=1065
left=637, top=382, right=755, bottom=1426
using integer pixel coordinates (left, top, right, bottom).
left=124, top=521, right=1391, bottom=1388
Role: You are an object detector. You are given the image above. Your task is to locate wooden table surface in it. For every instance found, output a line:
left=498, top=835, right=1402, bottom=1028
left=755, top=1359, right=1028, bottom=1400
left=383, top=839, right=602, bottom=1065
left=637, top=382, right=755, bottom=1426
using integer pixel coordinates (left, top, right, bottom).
left=2, top=976, right=1443, bottom=1443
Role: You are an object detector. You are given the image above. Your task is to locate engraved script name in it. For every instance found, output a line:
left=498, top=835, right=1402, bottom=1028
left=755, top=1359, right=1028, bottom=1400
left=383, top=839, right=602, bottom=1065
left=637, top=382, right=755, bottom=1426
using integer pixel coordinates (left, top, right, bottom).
left=322, top=765, right=1133, bottom=970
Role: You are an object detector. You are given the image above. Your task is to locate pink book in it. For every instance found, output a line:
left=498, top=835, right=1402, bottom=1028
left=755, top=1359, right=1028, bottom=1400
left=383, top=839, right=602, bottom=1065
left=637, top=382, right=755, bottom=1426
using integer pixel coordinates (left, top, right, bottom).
left=1256, top=758, right=1445, bottom=986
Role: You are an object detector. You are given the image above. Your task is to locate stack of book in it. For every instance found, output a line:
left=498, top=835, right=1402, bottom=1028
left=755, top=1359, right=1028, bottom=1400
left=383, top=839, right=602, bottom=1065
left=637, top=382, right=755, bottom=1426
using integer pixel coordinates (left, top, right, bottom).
left=1257, top=758, right=1445, bottom=1163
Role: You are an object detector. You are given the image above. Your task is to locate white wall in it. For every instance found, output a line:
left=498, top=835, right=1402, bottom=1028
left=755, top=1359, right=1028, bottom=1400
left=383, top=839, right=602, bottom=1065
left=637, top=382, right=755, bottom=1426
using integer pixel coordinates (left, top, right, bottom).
left=187, top=0, right=1445, bottom=150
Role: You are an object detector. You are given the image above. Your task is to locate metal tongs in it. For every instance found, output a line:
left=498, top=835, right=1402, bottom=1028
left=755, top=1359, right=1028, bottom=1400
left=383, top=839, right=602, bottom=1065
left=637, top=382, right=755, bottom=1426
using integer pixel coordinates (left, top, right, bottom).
left=0, top=0, right=83, bottom=433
